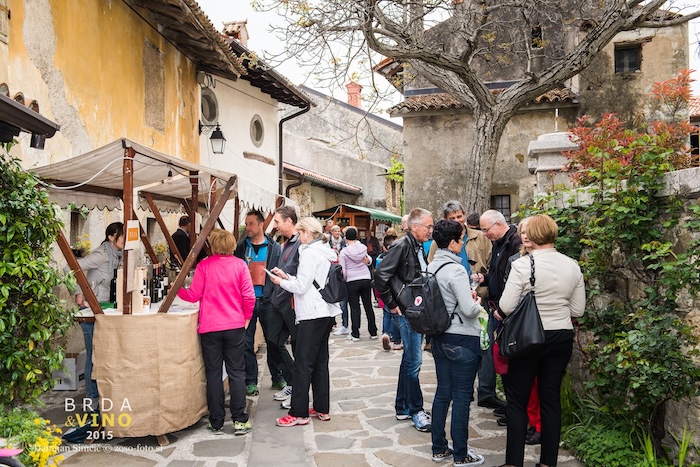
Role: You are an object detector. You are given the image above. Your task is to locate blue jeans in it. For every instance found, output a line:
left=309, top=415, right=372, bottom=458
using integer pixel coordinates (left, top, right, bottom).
left=431, top=334, right=482, bottom=460
left=382, top=307, right=400, bottom=342
left=392, top=314, right=424, bottom=416
left=339, top=300, right=348, bottom=327
left=245, top=299, right=283, bottom=386
left=80, top=322, right=99, bottom=400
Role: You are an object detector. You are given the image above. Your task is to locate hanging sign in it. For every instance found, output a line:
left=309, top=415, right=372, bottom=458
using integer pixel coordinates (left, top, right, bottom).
left=124, top=219, right=140, bottom=251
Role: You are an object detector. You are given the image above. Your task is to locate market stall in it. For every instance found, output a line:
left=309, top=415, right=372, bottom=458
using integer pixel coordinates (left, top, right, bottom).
left=32, top=138, right=242, bottom=442
left=313, top=203, right=402, bottom=240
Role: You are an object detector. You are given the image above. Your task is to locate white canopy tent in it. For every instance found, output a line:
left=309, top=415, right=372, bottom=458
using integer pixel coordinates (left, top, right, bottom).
left=31, top=138, right=280, bottom=214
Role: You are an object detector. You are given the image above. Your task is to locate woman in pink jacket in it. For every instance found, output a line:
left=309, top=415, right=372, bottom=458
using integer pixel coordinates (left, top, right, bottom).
left=178, top=229, right=255, bottom=436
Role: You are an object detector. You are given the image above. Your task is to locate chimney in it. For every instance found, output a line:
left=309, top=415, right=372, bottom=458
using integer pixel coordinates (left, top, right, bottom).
left=346, top=82, right=363, bottom=108
left=222, top=20, right=249, bottom=48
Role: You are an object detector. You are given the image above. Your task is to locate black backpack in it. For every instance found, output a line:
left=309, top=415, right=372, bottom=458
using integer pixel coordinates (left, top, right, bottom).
left=313, top=263, right=348, bottom=303
left=398, top=263, right=453, bottom=335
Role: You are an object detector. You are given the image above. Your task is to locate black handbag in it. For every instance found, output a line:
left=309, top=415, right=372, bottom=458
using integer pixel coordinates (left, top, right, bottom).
left=496, top=255, right=545, bottom=358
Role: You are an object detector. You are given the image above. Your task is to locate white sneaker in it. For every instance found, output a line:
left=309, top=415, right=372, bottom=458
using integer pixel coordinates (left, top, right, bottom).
left=346, top=335, right=360, bottom=342
left=333, top=326, right=349, bottom=335
left=280, top=395, right=292, bottom=410
left=273, top=386, right=292, bottom=401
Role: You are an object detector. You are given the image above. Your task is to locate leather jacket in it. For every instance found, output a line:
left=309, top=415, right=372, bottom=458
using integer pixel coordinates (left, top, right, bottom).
left=373, top=232, right=423, bottom=311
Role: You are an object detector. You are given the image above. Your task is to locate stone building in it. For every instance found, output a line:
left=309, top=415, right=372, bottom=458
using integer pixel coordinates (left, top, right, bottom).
left=381, top=12, right=689, bottom=218
left=281, top=84, right=403, bottom=216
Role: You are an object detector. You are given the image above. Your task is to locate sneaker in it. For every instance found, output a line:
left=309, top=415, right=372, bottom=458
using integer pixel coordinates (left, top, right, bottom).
left=246, top=384, right=259, bottom=396
left=271, top=380, right=287, bottom=391
left=411, top=410, right=432, bottom=432
left=453, top=448, right=484, bottom=466
left=347, top=335, right=360, bottom=342
left=333, top=326, right=349, bottom=335
left=280, top=395, right=292, bottom=409
left=432, top=448, right=453, bottom=462
left=370, top=334, right=379, bottom=339
left=206, top=423, right=224, bottom=435
left=392, top=342, right=404, bottom=350
left=276, top=414, right=310, bottom=427
left=395, top=413, right=411, bottom=420
left=274, top=385, right=293, bottom=401
left=309, top=408, right=331, bottom=421
left=233, top=420, right=252, bottom=435
left=381, top=334, right=391, bottom=351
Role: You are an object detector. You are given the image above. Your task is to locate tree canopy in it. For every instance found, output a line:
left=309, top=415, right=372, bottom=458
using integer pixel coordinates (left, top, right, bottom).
left=256, top=0, right=700, bottom=212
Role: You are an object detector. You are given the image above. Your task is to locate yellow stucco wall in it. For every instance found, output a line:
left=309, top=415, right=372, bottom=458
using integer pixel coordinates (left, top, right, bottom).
left=7, top=0, right=199, bottom=165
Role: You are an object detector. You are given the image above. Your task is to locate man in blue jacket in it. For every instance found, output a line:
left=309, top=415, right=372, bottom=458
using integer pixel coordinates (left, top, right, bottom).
left=234, top=210, right=283, bottom=395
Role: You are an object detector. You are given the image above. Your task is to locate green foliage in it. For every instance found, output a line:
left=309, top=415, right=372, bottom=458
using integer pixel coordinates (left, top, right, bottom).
left=0, top=143, right=76, bottom=409
left=521, top=73, right=700, bottom=464
left=0, top=407, right=64, bottom=466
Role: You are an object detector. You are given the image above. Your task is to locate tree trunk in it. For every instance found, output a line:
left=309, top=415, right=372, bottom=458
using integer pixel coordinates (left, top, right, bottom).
left=464, top=109, right=511, bottom=214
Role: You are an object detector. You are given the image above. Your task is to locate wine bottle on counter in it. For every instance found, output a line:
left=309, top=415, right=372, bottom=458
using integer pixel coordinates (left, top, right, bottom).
left=109, top=268, right=118, bottom=303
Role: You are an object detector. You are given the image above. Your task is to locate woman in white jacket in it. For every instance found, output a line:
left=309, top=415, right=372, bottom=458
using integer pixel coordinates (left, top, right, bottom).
left=495, top=214, right=585, bottom=467
left=268, top=217, right=341, bottom=427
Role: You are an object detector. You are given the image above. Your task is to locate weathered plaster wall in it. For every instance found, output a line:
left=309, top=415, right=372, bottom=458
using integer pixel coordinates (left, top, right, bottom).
left=402, top=106, right=577, bottom=216
left=198, top=75, right=280, bottom=226
left=8, top=0, right=199, bottom=167
left=578, top=23, right=688, bottom=122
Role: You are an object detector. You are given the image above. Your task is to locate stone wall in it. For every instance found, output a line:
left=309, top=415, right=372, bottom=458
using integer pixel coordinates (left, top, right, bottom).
left=556, top=167, right=700, bottom=463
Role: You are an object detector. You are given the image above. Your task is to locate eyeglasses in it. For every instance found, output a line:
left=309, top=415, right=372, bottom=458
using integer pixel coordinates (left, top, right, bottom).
left=412, top=222, right=434, bottom=230
left=482, top=222, right=498, bottom=233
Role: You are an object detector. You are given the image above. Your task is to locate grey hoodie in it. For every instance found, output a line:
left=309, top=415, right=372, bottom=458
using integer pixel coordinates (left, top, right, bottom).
left=428, top=249, right=482, bottom=336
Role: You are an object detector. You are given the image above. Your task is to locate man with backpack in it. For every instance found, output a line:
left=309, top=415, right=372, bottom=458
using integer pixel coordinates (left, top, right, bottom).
left=374, top=208, right=434, bottom=433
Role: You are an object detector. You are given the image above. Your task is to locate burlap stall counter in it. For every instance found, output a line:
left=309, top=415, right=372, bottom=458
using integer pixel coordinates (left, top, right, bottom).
left=92, top=311, right=207, bottom=437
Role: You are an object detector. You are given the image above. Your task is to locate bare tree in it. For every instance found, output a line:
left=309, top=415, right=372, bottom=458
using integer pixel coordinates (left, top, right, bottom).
left=256, top=0, right=700, bottom=212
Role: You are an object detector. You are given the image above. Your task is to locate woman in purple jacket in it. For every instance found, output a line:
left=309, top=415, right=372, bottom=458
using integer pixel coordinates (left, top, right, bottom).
left=338, top=227, right=377, bottom=341
left=178, top=229, right=256, bottom=436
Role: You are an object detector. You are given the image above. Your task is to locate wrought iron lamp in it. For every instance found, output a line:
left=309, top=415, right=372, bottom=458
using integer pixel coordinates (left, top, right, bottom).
left=199, top=121, right=226, bottom=154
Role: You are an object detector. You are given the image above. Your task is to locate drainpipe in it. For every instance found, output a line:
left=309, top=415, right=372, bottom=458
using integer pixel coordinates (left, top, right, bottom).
left=285, top=175, right=304, bottom=198
left=278, top=103, right=311, bottom=196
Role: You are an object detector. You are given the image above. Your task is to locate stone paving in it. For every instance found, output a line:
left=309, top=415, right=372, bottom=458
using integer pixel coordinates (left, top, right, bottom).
left=39, top=312, right=584, bottom=467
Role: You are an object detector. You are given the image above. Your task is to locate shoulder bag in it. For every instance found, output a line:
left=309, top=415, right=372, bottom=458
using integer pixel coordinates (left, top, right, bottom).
left=496, top=254, right=545, bottom=359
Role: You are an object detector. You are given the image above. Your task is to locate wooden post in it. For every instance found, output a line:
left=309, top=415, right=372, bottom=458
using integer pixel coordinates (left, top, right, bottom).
left=233, top=195, right=240, bottom=240
left=158, top=176, right=237, bottom=313
left=189, top=171, right=199, bottom=252
left=122, top=147, right=135, bottom=314
left=56, top=230, right=102, bottom=315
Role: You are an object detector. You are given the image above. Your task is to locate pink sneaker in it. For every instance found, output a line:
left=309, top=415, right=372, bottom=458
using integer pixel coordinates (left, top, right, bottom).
left=276, top=414, right=310, bottom=427
left=309, top=408, right=331, bottom=421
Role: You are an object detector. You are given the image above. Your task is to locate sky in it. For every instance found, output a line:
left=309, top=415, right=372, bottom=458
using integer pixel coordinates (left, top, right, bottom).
left=196, top=1, right=700, bottom=102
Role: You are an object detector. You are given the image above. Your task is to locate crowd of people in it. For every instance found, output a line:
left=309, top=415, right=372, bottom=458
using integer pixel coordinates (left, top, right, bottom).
left=76, top=201, right=584, bottom=467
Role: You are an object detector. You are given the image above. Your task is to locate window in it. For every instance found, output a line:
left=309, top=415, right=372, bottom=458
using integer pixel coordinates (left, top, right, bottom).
left=250, top=114, right=264, bottom=147
left=201, top=88, right=219, bottom=125
left=531, top=25, right=543, bottom=49
left=691, top=126, right=699, bottom=166
left=614, top=45, right=641, bottom=73
left=490, top=195, right=511, bottom=218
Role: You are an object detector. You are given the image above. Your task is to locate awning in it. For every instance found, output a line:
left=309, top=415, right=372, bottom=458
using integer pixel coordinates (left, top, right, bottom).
left=314, top=203, right=402, bottom=224
left=31, top=138, right=280, bottom=213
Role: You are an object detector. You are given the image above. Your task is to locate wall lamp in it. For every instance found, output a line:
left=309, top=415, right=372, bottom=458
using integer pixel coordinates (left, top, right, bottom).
left=30, top=133, right=46, bottom=150
left=199, top=121, right=226, bottom=154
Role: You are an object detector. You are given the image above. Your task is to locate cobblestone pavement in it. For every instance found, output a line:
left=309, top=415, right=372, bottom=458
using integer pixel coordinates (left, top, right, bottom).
left=39, top=313, right=584, bottom=467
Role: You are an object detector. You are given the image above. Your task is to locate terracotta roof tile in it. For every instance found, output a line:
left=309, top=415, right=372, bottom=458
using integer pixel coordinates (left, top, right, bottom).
left=689, top=97, right=700, bottom=118
left=389, top=88, right=577, bottom=114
